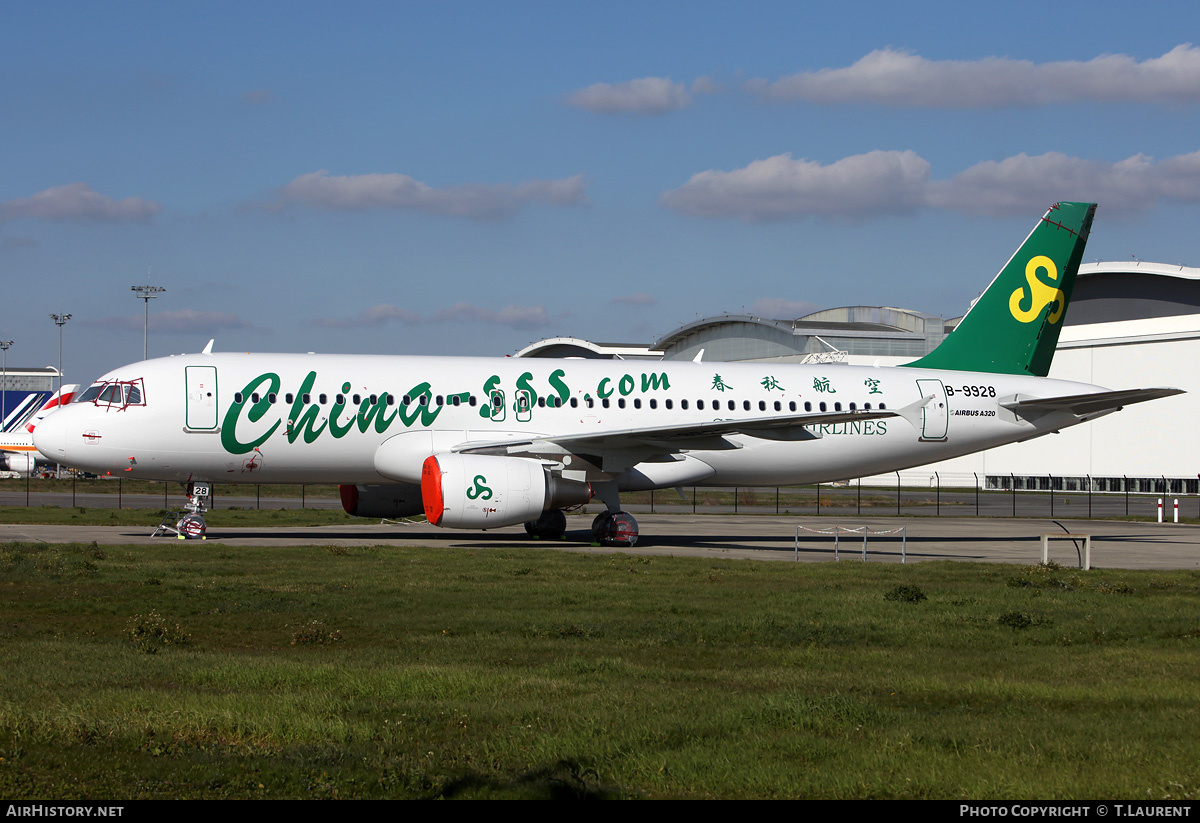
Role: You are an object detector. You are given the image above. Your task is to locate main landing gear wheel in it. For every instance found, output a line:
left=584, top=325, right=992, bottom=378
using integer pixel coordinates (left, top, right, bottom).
left=591, top=511, right=639, bottom=547
left=524, top=509, right=567, bottom=540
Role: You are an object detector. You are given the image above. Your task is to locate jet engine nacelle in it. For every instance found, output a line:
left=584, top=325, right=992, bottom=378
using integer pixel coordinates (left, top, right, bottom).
left=339, top=483, right=425, bottom=519
left=1, top=453, right=36, bottom=475
left=421, top=453, right=591, bottom=530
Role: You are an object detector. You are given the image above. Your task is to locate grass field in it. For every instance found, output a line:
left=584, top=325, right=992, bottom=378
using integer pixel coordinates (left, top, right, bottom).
left=1, top=540, right=1199, bottom=799
left=0, top=505, right=360, bottom=527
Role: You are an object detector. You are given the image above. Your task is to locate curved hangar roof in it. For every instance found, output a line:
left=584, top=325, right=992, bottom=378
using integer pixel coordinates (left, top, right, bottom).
left=514, top=262, right=1200, bottom=362
left=513, top=337, right=663, bottom=360
left=650, top=306, right=948, bottom=363
left=1068, top=261, right=1200, bottom=325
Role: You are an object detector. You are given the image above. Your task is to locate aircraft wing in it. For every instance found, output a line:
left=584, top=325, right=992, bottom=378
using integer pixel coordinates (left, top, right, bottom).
left=1000, top=387, right=1183, bottom=419
left=452, top=407, right=903, bottom=471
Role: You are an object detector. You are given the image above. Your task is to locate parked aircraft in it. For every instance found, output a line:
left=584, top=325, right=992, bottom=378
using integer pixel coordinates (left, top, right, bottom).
left=0, top=385, right=78, bottom=475
left=33, top=203, right=1180, bottom=543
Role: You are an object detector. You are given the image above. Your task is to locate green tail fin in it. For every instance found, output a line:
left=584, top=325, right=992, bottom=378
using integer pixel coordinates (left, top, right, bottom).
left=909, top=201, right=1096, bottom=377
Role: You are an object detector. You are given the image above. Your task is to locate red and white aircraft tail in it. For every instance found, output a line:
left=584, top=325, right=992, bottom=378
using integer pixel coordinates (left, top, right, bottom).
left=0, top=385, right=79, bottom=475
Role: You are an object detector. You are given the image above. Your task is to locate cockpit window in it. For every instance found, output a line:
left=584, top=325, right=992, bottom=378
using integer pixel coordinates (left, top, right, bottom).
left=85, top=378, right=147, bottom=411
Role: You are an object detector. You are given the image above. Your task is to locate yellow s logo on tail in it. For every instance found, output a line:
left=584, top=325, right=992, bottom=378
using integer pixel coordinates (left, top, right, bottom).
left=1009, top=255, right=1065, bottom=324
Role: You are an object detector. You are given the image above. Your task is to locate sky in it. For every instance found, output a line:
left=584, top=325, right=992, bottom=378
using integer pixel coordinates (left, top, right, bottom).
left=5, top=0, right=1200, bottom=385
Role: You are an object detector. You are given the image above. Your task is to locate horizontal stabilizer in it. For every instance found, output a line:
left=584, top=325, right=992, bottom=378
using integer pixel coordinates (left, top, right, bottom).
left=1000, top=387, right=1183, bottom=419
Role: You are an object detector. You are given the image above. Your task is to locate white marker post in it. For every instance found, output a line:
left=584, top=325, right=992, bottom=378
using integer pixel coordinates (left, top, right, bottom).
left=1174, top=498, right=1180, bottom=523
left=1158, top=498, right=1164, bottom=523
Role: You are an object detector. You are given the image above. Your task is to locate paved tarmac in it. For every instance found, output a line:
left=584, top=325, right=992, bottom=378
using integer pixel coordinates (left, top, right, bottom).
left=2, top=514, right=1197, bottom=570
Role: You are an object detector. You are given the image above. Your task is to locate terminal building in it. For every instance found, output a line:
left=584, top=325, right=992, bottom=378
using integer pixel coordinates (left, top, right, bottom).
left=518, top=261, right=1199, bottom=493
left=1, top=367, right=59, bottom=432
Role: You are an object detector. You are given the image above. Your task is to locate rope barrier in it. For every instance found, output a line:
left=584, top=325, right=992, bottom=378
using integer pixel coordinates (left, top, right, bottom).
left=794, top=524, right=907, bottom=562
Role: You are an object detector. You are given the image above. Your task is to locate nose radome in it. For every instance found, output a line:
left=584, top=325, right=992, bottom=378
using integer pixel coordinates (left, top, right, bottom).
left=32, top=411, right=68, bottom=462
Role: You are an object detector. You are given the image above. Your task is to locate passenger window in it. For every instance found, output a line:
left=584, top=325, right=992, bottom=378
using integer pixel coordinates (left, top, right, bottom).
left=319, top=394, right=328, bottom=404
left=234, top=392, right=244, bottom=404
left=697, top=400, right=704, bottom=410
left=251, top=393, right=261, bottom=404
left=267, top=393, right=277, bottom=404
left=570, top=397, right=578, bottom=408
left=681, top=399, right=688, bottom=410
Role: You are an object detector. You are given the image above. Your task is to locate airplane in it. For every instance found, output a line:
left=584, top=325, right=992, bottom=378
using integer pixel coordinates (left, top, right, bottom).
left=0, top=385, right=78, bottom=475
left=32, top=202, right=1182, bottom=544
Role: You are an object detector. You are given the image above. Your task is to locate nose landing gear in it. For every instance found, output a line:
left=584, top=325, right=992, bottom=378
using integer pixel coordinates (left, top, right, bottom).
left=152, top=481, right=210, bottom=540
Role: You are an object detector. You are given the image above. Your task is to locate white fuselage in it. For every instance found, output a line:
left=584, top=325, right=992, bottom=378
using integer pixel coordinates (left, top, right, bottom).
left=34, top=352, right=1105, bottom=489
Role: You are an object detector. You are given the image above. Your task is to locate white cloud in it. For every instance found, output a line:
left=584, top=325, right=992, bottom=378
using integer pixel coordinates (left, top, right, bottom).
left=749, top=44, right=1200, bottom=107
left=662, top=149, right=1200, bottom=221
left=312, top=302, right=553, bottom=331
left=312, top=304, right=422, bottom=329
left=611, top=293, right=657, bottom=306
left=86, top=310, right=263, bottom=335
left=931, top=151, right=1200, bottom=216
left=565, top=76, right=692, bottom=114
left=659, top=150, right=931, bottom=221
left=750, top=298, right=821, bottom=320
left=241, top=89, right=274, bottom=105
left=432, top=302, right=550, bottom=330
left=0, top=236, right=38, bottom=251
left=272, top=170, right=588, bottom=220
left=0, top=183, right=161, bottom=222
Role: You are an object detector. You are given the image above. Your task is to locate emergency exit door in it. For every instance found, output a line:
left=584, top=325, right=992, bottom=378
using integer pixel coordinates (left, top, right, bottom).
left=914, top=378, right=948, bottom=441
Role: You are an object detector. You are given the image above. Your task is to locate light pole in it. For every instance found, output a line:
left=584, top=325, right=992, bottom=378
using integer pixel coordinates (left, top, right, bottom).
left=50, top=313, right=71, bottom=391
left=0, top=340, right=12, bottom=426
left=131, top=275, right=165, bottom=361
